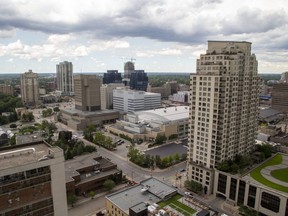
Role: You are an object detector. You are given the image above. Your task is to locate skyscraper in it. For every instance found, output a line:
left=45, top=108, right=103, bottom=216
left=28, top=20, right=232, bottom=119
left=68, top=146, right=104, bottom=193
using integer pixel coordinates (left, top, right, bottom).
left=56, top=61, right=74, bottom=96
left=20, top=70, right=39, bottom=106
left=187, top=41, right=260, bottom=194
left=129, top=70, right=148, bottom=91
left=103, top=70, right=122, bottom=84
left=74, top=74, right=101, bottom=111
left=123, top=61, right=135, bottom=79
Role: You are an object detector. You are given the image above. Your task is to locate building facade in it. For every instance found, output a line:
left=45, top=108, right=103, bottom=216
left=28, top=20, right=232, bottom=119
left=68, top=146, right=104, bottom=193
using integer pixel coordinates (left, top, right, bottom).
left=129, top=70, right=148, bottom=91
left=74, top=74, right=101, bottom=112
left=100, top=83, right=125, bottom=110
left=20, top=70, right=39, bottom=106
left=0, top=84, right=14, bottom=95
left=0, top=141, right=67, bottom=216
left=103, top=70, right=122, bottom=84
left=271, top=83, right=288, bottom=113
left=113, top=88, right=161, bottom=113
left=56, top=61, right=74, bottom=96
left=187, top=41, right=261, bottom=194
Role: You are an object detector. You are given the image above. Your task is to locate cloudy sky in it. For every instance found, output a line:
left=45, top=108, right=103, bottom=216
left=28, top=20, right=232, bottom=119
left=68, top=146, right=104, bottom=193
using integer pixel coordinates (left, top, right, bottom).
left=0, top=0, right=287, bottom=73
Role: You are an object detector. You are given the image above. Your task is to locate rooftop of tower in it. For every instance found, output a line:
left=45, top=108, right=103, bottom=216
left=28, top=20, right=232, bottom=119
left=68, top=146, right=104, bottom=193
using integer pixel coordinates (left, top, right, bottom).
left=0, top=141, right=63, bottom=171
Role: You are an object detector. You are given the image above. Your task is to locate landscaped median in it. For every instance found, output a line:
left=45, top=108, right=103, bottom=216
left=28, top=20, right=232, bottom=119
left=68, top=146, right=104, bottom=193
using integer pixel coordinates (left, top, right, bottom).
left=158, top=194, right=196, bottom=216
left=250, top=154, right=288, bottom=193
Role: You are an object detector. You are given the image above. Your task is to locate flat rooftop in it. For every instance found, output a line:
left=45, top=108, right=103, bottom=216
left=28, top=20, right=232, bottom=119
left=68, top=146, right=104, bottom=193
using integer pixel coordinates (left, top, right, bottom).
left=106, top=177, right=177, bottom=214
left=135, top=106, right=189, bottom=123
left=244, top=153, right=288, bottom=195
left=0, top=142, right=62, bottom=171
left=61, top=108, right=119, bottom=117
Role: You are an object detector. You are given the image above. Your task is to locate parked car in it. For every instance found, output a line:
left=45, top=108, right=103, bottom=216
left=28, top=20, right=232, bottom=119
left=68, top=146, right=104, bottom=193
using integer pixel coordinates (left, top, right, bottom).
left=184, top=192, right=193, bottom=197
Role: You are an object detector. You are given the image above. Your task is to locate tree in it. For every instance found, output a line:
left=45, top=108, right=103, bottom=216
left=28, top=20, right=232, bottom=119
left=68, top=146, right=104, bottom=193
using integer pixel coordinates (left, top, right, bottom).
left=53, top=107, right=60, bottom=112
left=154, top=134, right=167, bottom=145
left=103, top=179, right=116, bottom=192
left=184, top=180, right=203, bottom=193
left=239, top=205, right=259, bottom=216
left=9, top=123, right=17, bottom=128
left=67, top=194, right=77, bottom=207
left=58, top=131, right=72, bottom=142
left=89, top=191, right=95, bottom=199
left=174, top=153, right=180, bottom=162
left=9, top=134, right=16, bottom=145
left=84, top=124, right=96, bottom=142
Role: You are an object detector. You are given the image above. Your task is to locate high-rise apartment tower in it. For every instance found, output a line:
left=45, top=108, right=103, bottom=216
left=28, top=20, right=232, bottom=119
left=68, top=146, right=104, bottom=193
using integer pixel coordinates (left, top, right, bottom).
left=187, top=41, right=260, bottom=194
left=56, top=61, right=74, bottom=96
left=20, top=70, right=39, bottom=106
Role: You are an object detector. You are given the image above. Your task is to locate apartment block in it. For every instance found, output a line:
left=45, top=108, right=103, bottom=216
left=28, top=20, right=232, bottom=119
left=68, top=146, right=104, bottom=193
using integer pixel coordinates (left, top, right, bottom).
left=56, top=61, right=74, bottom=96
left=272, top=83, right=288, bottom=113
left=20, top=70, right=39, bottom=106
left=0, top=141, right=67, bottom=216
left=187, top=41, right=261, bottom=194
left=0, top=84, right=14, bottom=95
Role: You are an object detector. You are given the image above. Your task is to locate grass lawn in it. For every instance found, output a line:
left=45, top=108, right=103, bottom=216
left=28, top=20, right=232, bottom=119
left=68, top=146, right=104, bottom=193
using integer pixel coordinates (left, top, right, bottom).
left=250, top=154, right=288, bottom=193
left=271, top=167, right=288, bottom=183
left=158, top=194, right=196, bottom=215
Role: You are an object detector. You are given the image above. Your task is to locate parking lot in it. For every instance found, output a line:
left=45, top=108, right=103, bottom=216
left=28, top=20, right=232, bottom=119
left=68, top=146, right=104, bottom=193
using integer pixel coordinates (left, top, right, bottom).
left=144, top=143, right=187, bottom=158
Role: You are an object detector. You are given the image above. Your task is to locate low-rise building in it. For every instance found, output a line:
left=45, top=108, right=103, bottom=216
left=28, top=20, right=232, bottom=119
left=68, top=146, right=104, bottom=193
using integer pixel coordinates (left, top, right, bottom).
left=107, top=106, right=189, bottom=141
left=213, top=153, right=288, bottom=216
left=100, top=83, right=125, bottom=110
left=0, top=84, right=14, bottom=95
left=59, top=108, right=119, bottom=130
left=65, top=153, right=122, bottom=195
left=106, top=177, right=177, bottom=216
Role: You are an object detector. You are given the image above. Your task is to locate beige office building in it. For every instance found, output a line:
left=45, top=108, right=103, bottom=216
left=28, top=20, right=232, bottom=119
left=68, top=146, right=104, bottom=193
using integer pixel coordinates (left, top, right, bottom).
left=0, top=141, right=68, bottom=216
left=100, top=83, right=125, bottom=110
left=187, top=41, right=261, bottom=194
left=20, top=70, right=39, bottom=106
left=74, top=74, right=101, bottom=111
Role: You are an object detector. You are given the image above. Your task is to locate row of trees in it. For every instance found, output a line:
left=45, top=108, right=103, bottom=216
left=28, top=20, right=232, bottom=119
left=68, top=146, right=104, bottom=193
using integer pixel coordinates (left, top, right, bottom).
left=217, top=144, right=275, bottom=174
left=94, top=131, right=116, bottom=150
left=0, top=92, right=22, bottom=125
left=55, top=131, right=96, bottom=160
left=127, top=146, right=186, bottom=169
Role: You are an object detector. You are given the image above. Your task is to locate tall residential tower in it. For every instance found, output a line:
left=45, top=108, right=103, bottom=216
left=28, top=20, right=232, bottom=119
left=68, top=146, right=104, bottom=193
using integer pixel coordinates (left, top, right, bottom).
left=187, top=41, right=260, bottom=194
left=56, top=61, right=74, bottom=96
left=20, top=70, right=39, bottom=106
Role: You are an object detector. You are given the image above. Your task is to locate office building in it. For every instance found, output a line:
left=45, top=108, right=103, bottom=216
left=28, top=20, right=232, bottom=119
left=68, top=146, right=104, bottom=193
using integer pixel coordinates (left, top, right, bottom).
left=187, top=41, right=260, bottom=194
left=103, top=70, right=122, bottom=84
left=113, top=88, right=161, bottom=113
left=56, top=61, right=74, bottom=96
left=74, top=74, right=101, bottom=111
left=59, top=74, right=119, bottom=130
left=129, top=70, right=148, bottom=91
left=100, top=83, right=125, bottom=110
left=147, top=83, right=172, bottom=99
left=0, top=141, right=68, bottom=216
left=0, top=84, right=14, bottom=95
left=20, top=70, right=39, bottom=106
left=272, top=83, right=288, bottom=113
left=280, top=71, right=288, bottom=83
left=172, top=91, right=189, bottom=103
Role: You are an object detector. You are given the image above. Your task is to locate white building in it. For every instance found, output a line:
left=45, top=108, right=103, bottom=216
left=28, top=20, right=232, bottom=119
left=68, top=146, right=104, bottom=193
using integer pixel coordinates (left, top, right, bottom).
left=56, top=61, right=74, bottom=96
left=113, top=88, right=161, bottom=113
left=171, top=91, right=189, bottom=103
left=100, top=83, right=125, bottom=110
left=0, top=141, right=68, bottom=216
left=187, top=41, right=261, bottom=194
left=20, top=70, right=39, bottom=106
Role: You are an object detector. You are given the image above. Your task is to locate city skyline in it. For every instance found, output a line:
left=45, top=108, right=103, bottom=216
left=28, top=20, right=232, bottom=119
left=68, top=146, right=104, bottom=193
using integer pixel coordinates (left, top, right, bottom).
left=0, top=0, right=287, bottom=73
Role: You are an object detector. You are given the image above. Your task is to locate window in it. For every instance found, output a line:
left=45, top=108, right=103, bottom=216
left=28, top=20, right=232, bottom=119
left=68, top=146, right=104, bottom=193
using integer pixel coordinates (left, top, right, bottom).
left=247, top=185, right=257, bottom=208
left=217, top=173, right=227, bottom=194
left=229, top=178, right=237, bottom=201
left=261, top=192, right=280, bottom=213
left=237, top=180, right=246, bottom=205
